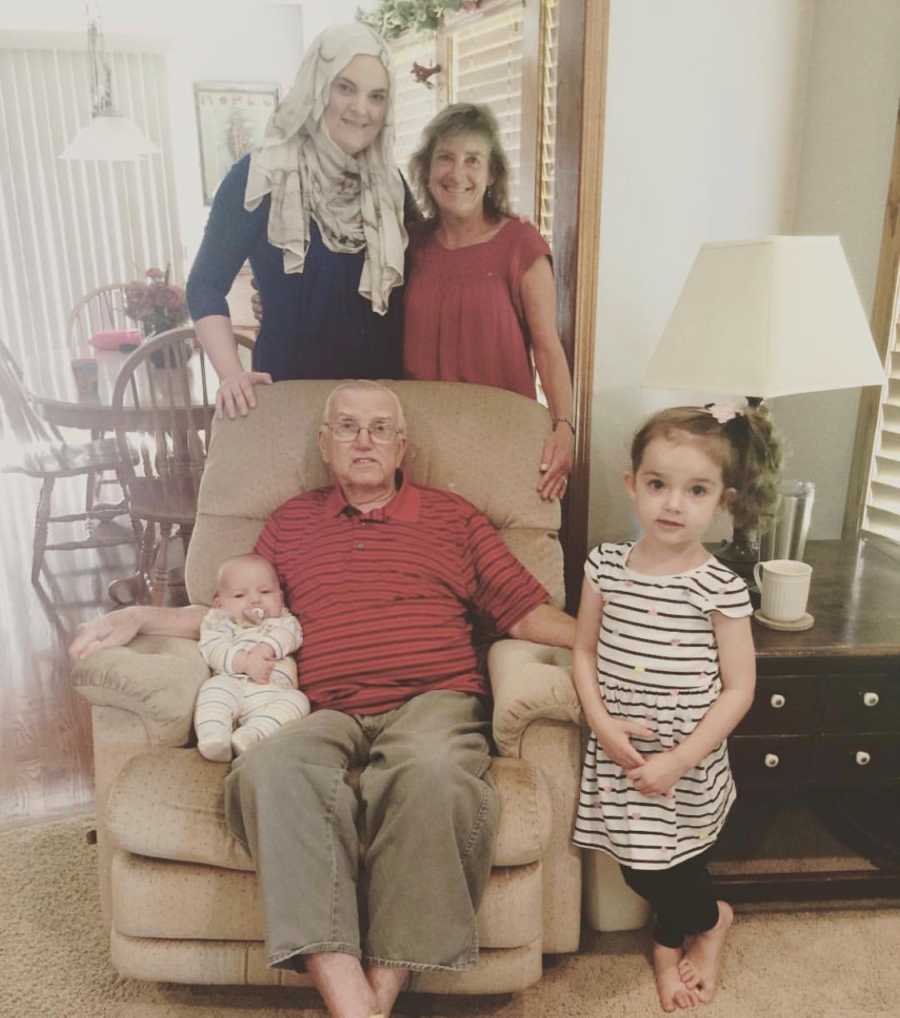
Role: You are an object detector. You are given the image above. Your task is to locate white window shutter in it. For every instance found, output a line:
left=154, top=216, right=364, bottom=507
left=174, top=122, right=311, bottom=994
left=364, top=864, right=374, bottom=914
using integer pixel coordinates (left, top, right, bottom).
left=863, top=319, right=900, bottom=542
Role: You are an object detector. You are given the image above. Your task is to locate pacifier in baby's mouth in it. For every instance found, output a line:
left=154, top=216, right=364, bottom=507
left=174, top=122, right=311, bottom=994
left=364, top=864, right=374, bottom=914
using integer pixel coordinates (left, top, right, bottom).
left=243, top=606, right=266, bottom=624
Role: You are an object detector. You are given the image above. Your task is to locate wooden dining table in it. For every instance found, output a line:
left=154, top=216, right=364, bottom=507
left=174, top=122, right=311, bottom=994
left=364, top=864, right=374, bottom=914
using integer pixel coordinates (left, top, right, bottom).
left=24, top=341, right=254, bottom=431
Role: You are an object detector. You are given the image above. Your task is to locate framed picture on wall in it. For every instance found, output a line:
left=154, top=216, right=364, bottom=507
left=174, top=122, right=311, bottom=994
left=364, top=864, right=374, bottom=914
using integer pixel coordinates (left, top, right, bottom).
left=194, top=81, right=279, bottom=205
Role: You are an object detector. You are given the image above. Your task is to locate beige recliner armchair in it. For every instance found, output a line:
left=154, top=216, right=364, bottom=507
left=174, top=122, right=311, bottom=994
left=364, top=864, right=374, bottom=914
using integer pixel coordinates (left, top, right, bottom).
left=72, top=380, right=585, bottom=995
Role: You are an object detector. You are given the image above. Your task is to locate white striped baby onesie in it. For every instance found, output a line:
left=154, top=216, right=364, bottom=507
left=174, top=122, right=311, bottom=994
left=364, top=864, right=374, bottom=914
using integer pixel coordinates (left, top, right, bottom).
left=573, top=541, right=752, bottom=869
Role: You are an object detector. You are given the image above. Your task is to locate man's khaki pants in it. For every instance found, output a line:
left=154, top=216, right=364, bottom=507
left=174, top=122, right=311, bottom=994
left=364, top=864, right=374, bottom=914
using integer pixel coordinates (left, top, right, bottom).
left=224, top=689, right=499, bottom=973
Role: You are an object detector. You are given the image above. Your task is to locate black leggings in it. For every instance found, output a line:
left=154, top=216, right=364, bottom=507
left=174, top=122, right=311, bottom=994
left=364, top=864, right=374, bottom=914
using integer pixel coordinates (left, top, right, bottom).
left=620, top=849, right=720, bottom=948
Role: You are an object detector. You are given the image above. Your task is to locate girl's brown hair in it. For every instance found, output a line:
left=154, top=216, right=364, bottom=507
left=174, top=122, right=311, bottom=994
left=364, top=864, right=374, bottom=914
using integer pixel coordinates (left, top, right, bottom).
left=630, top=405, right=784, bottom=532
left=408, top=103, right=511, bottom=221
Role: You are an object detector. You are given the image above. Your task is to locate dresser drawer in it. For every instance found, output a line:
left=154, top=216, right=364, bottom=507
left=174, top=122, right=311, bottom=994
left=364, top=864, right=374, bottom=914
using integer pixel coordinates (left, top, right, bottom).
left=821, top=675, right=900, bottom=734
left=813, top=734, right=900, bottom=785
left=735, top=675, right=819, bottom=735
left=729, top=735, right=814, bottom=788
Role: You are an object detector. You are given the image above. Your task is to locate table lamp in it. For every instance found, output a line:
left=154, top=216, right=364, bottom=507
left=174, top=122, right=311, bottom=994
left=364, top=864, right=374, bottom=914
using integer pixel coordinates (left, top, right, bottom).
left=642, top=235, right=885, bottom=567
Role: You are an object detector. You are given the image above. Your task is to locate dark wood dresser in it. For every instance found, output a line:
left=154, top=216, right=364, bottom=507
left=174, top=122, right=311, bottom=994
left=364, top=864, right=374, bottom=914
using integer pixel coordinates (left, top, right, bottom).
left=712, top=537, right=900, bottom=901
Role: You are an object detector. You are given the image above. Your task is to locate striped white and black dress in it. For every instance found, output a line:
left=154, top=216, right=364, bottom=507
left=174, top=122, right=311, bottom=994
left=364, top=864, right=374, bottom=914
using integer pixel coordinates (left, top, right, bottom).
left=573, top=541, right=752, bottom=870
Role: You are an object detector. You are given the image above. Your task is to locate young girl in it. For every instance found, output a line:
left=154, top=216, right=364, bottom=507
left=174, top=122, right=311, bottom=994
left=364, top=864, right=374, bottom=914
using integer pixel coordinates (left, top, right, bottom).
left=572, top=404, right=781, bottom=1012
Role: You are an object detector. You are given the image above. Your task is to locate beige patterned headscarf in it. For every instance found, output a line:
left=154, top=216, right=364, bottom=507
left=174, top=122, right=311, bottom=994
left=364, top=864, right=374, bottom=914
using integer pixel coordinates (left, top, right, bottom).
left=245, top=23, right=407, bottom=315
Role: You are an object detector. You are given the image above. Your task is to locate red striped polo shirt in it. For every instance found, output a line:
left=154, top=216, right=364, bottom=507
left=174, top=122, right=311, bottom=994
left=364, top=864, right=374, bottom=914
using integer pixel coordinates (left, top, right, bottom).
left=254, top=476, right=548, bottom=715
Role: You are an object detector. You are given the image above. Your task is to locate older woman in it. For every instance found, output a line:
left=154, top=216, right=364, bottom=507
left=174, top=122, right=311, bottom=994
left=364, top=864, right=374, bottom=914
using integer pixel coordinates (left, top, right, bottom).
left=403, top=103, right=575, bottom=501
left=186, top=24, right=414, bottom=418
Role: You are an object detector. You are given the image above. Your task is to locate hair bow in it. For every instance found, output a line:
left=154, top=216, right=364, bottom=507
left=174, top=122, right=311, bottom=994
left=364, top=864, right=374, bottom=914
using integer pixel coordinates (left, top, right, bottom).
left=704, top=402, right=743, bottom=425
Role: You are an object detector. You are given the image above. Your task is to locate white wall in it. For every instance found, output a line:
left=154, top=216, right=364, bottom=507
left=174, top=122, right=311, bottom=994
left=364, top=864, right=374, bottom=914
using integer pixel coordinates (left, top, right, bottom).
left=769, top=0, right=900, bottom=538
left=589, top=0, right=814, bottom=544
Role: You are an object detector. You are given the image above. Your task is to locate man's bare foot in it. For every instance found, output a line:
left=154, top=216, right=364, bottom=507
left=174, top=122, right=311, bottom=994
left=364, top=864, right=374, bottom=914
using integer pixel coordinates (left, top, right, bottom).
left=652, top=943, right=701, bottom=1011
left=678, top=900, right=734, bottom=1003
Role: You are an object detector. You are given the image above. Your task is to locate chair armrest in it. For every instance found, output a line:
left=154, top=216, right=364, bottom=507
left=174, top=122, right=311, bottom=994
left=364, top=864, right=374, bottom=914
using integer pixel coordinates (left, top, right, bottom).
left=489, top=639, right=581, bottom=757
left=71, top=635, right=209, bottom=748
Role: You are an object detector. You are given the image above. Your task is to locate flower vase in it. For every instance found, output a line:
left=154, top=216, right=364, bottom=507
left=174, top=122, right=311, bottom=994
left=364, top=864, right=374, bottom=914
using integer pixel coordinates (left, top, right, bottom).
left=143, top=323, right=192, bottom=369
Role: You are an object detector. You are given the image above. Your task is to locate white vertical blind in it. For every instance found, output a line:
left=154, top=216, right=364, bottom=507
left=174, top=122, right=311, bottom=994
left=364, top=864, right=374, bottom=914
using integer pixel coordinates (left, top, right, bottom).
left=0, top=39, right=181, bottom=378
left=863, top=318, right=900, bottom=542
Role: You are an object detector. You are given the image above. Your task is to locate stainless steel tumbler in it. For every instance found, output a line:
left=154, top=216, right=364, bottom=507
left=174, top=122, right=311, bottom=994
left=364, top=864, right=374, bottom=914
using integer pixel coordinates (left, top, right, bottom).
left=759, top=480, right=815, bottom=561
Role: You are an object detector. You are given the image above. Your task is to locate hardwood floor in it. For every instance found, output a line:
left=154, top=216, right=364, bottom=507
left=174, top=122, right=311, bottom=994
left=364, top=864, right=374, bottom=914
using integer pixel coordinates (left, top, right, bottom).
left=0, top=469, right=138, bottom=828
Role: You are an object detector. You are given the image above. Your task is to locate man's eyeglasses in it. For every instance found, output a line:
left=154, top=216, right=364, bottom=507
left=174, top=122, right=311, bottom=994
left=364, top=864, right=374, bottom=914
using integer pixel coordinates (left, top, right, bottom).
left=324, top=420, right=402, bottom=443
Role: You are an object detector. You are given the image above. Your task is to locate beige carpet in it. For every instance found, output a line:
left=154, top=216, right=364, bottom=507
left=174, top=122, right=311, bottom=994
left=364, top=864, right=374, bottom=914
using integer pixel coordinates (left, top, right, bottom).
left=2, top=814, right=899, bottom=1018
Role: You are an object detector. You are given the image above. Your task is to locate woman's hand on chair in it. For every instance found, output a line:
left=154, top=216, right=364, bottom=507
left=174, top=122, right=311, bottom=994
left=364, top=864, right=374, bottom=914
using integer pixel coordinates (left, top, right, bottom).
left=537, top=424, right=574, bottom=501
left=216, top=370, right=273, bottom=420
left=70, top=607, right=144, bottom=659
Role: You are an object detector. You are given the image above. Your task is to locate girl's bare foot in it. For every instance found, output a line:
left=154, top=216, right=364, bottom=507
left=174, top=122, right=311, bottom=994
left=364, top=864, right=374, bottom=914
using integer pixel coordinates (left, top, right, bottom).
left=653, top=943, right=701, bottom=1011
left=678, top=900, right=733, bottom=1003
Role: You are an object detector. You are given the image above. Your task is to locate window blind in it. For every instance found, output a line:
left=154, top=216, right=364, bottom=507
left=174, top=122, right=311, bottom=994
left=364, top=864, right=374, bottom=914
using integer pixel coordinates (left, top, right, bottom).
left=863, top=316, right=900, bottom=542
left=386, top=0, right=562, bottom=220
left=447, top=4, right=525, bottom=204
left=388, top=32, right=440, bottom=184
left=537, top=0, right=558, bottom=244
left=0, top=38, right=181, bottom=386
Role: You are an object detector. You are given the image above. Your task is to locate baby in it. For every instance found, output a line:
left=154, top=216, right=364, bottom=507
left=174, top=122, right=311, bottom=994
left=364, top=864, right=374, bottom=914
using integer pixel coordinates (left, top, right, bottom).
left=195, top=553, right=309, bottom=762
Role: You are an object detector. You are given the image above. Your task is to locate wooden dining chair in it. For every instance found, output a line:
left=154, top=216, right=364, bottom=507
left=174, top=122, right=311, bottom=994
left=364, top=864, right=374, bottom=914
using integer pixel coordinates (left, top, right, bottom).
left=67, top=283, right=133, bottom=355
left=108, top=327, right=255, bottom=606
left=0, top=340, right=138, bottom=584
left=66, top=282, right=145, bottom=515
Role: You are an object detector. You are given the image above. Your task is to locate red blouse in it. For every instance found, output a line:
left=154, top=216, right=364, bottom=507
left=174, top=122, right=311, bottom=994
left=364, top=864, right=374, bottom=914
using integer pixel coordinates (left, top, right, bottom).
left=402, top=218, right=552, bottom=399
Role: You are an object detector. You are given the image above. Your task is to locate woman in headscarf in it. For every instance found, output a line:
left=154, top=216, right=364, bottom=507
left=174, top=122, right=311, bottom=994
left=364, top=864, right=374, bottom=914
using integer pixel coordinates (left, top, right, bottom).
left=186, top=23, right=414, bottom=419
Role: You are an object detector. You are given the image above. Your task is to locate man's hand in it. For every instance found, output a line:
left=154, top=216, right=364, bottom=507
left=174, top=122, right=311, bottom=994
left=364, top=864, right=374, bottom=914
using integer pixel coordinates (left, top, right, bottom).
left=626, top=751, right=685, bottom=798
left=591, top=715, right=654, bottom=770
left=70, top=607, right=143, bottom=660
left=235, top=644, right=276, bottom=684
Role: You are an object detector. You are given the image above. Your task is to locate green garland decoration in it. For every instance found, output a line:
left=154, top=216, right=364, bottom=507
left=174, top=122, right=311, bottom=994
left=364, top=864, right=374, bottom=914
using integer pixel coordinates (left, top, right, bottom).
left=356, top=1, right=479, bottom=40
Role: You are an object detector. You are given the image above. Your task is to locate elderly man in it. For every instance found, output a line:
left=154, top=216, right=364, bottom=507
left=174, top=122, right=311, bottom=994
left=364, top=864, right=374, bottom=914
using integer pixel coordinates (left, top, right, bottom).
left=71, top=380, right=575, bottom=1018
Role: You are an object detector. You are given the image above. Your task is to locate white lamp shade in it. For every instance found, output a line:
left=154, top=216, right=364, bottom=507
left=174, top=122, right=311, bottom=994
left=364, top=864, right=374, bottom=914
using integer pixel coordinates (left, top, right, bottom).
left=643, top=236, right=886, bottom=399
left=60, top=115, right=159, bottom=162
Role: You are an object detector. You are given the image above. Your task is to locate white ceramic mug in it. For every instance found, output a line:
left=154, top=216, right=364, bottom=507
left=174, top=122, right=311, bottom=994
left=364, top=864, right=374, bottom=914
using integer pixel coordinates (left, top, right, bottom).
left=753, top=559, right=812, bottom=622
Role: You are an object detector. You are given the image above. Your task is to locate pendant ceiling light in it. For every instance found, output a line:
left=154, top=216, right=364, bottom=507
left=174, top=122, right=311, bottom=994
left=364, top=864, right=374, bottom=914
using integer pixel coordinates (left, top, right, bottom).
left=60, top=10, right=159, bottom=162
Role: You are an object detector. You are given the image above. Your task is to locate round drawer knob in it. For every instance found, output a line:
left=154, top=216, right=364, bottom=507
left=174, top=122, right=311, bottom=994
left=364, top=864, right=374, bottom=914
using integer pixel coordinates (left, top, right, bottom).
left=764, top=753, right=780, bottom=768
left=855, top=751, right=871, bottom=766
left=770, top=693, right=786, bottom=709
left=863, top=692, right=880, bottom=707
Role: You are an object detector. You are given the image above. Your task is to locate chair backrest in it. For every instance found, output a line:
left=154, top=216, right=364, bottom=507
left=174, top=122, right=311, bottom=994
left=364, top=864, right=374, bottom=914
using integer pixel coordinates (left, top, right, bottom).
left=109, top=327, right=255, bottom=525
left=67, top=284, right=132, bottom=355
left=0, top=339, right=61, bottom=462
left=186, top=380, right=565, bottom=608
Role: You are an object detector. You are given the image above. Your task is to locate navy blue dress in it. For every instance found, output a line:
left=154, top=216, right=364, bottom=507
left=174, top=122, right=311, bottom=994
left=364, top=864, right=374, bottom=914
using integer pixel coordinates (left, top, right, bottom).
left=186, top=155, right=404, bottom=382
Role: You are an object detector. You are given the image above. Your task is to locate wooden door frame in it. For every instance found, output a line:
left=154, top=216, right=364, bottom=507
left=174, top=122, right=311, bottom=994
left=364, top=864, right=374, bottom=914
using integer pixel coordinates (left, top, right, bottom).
left=552, top=0, right=609, bottom=609
left=843, top=100, right=900, bottom=539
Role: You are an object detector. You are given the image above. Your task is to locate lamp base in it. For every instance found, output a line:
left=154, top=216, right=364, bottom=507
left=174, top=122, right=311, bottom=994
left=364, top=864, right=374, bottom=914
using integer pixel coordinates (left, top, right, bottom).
left=714, top=530, right=758, bottom=582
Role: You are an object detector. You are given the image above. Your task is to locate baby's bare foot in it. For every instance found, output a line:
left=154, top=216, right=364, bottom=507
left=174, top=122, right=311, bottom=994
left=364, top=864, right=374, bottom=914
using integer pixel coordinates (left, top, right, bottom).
left=653, top=943, right=701, bottom=1011
left=678, top=900, right=733, bottom=1003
